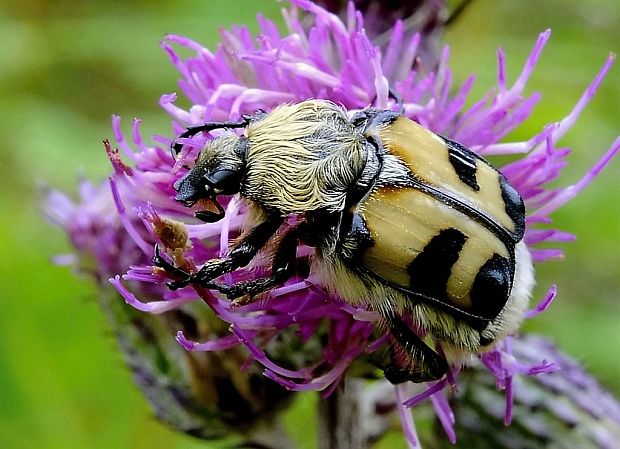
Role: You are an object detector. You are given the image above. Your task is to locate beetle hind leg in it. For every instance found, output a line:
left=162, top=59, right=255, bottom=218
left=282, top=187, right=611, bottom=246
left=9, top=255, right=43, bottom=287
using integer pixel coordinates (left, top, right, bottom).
left=381, top=313, right=448, bottom=384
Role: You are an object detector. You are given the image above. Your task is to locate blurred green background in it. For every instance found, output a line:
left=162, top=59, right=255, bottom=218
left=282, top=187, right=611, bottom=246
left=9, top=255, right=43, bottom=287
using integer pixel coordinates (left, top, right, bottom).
left=0, top=1, right=618, bottom=448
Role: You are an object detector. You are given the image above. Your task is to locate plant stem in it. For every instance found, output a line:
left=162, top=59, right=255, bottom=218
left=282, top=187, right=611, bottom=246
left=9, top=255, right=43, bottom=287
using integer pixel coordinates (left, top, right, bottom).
left=318, top=377, right=365, bottom=449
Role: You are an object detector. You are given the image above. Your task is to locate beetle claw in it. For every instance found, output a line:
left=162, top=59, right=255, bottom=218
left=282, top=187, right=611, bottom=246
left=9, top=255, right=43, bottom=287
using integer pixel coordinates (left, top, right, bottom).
left=152, top=244, right=193, bottom=286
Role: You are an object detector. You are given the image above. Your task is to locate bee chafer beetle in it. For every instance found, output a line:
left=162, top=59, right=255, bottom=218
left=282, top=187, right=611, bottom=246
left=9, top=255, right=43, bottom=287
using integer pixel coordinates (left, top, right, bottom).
left=154, top=99, right=534, bottom=383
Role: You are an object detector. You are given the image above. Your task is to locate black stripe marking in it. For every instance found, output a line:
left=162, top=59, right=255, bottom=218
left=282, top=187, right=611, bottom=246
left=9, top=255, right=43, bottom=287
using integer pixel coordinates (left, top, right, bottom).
left=405, top=176, right=517, bottom=249
left=447, top=143, right=480, bottom=191
left=408, top=228, right=467, bottom=300
left=356, top=265, right=492, bottom=331
left=399, top=175, right=517, bottom=299
left=441, top=135, right=525, bottom=242
left=499, top=174, right=526, bottom=240
left=339, top=215, right=491, bottom=329
left=470, top=253, right=512, bottom=319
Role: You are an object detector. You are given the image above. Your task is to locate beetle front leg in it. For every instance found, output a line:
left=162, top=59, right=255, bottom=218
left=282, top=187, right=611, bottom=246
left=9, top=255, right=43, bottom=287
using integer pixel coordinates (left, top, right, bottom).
left=154, top=214, right=283, bottom=290
left=152, top=243, right=191, bottom=279
left=218, top=223, right=304, bottom=300
left=219, top=210, right=345, bottom=301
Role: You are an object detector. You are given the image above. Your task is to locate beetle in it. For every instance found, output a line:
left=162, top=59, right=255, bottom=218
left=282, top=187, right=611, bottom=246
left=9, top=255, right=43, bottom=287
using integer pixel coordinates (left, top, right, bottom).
left=153, top=99, right=534, bottom=383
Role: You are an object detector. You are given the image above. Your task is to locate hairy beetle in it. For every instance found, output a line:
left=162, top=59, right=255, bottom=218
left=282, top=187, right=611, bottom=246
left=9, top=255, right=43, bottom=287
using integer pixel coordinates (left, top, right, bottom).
left=154, top=99, right=534, bottom=383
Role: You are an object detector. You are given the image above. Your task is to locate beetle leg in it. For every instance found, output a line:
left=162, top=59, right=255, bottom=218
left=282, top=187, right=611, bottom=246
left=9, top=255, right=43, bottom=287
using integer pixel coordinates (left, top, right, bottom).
left=217, top=223, right=303, bottom=300
left=158, top=215, right=283, bottom=290
left=382, top=313, right=448, bottom=383
left=220, top=209, right=346, bottom=300
left=336, top=212, right=374, bottom=262
left=303, top=209, right=343, bottom=254
left=152, top=243, right=191, bottom=278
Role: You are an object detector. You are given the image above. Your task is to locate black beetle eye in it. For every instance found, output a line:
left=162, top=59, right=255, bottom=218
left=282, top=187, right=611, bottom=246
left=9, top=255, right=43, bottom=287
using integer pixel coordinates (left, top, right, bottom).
left=206, top=169, right=241, bottom=195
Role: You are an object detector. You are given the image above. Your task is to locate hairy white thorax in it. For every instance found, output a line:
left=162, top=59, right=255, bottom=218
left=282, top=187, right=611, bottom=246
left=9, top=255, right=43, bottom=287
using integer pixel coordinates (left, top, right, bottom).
left=243, top=100, right=366, bottom=213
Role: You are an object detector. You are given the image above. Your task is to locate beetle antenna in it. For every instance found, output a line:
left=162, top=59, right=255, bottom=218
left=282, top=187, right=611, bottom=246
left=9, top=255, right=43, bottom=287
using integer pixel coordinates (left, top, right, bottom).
left=444, top=0, right=473, bottom=26
left=170, top=118, right=251, bottom=157
left=388, top=87, right=404, bottom=114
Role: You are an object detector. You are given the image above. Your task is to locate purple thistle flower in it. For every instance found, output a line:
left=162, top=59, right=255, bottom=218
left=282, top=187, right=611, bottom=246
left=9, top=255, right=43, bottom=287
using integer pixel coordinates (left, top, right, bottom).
left=314, top=0, right=456, bottom=71
left=46, top=1, right=619, bottom=447
left=433, top=334, right=620, bottom=449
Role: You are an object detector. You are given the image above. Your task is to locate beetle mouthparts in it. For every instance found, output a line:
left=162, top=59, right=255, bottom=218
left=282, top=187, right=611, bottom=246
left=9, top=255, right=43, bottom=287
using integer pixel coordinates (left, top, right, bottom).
left=194, top=209, right=224, bottom=223
left=174, top=193, right=195, bottom=207
left=194, top=197, right=226, bottom=223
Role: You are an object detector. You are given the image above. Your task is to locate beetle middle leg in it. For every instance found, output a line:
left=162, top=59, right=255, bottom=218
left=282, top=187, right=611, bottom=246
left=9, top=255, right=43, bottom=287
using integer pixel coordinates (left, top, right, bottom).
left=154, top=214, right=283, bottom=290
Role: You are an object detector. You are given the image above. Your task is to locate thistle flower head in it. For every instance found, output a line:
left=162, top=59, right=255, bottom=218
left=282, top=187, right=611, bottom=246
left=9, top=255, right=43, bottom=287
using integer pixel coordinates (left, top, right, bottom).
left=46, top=0, right=619, bottom=446
left=438, top=334, right=620, bottom=449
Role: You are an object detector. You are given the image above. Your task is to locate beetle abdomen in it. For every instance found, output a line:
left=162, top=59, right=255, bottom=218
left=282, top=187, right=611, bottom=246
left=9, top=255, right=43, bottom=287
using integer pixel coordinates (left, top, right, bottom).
left=360, top=185, right=513, bottom=322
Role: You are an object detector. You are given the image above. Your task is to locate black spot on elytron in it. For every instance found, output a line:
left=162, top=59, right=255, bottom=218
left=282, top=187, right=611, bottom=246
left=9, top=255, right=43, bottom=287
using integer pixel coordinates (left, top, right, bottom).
left=470, top=253, right=512, bottom=320
left=408, top=228, right=467, bottom=300
left=448, top=146, right=479, bottom=191
left=442, top=136, right=480, bottom=191
left=499, top=174, right=526, bottom=241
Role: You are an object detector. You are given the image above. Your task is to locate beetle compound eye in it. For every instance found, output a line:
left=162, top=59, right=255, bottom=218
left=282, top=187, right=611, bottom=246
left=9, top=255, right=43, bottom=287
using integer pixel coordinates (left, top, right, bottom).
left=206, top=169, right=241, bottom=195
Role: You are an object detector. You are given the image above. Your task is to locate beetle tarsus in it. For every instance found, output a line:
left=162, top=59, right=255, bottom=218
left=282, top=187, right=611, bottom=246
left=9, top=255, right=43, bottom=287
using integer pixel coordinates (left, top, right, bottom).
left=152, top=244, right=191, bottom=278
left=156, top=215, right=284, bottom=292
left=388, top=87, right=404, bottom=113
left=166, top=278, right=190, bottom=290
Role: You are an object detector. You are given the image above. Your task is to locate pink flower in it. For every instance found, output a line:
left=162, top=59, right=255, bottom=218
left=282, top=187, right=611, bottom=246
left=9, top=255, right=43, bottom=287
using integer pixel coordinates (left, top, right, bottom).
left=46, top=1, right=619, bottom=446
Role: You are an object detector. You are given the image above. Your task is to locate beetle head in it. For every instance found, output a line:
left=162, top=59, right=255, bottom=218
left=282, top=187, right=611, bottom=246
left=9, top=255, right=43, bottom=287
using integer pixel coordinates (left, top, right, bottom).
left=173, top=134, right=246, bottom=222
